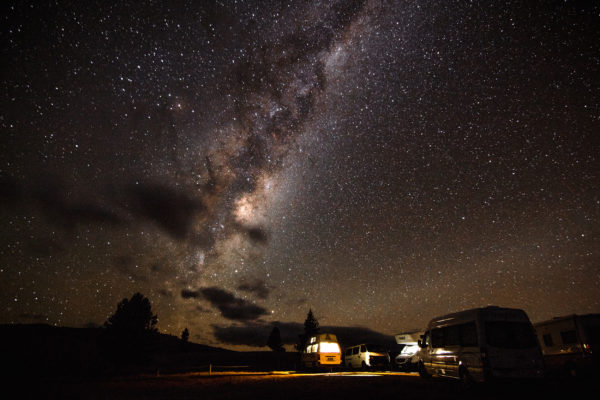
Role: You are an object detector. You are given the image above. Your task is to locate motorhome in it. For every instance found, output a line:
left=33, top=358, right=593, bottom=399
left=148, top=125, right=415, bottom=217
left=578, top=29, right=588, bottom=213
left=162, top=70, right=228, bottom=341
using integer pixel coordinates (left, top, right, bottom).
left=417, top=306, right=544, bottom=385
left=534, top=314, right=599, bottom=376
left=301, top=333, right=342, bottom=369
left=344, top=343, right=390, bottom=370
left=394, top=331, right=422, bottom=371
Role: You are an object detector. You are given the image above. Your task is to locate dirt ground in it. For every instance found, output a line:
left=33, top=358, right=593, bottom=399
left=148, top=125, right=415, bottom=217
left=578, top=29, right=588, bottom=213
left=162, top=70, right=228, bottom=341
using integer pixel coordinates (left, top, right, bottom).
left=21, top=371, right=600, bottom=400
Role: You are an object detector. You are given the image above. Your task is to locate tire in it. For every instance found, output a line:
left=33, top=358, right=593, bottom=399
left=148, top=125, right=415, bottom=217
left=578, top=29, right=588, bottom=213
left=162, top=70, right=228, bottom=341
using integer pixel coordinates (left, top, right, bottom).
left=418, top=362, right=431, bottom=379
left=361, top=361, right=367, bottom=371
left=565, top=362, right=578, bottom=378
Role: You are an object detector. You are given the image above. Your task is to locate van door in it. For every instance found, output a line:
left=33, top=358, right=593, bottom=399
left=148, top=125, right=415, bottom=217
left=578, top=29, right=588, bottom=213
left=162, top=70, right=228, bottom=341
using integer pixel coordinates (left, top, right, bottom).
left=430, top=327, right=460, bottom=377
left=352, top=346, right=359, bottom=368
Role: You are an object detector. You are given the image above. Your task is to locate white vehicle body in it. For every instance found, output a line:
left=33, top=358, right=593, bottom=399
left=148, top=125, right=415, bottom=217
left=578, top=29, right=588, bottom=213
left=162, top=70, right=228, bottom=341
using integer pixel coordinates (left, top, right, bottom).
left=534, top=314, right=599, bottom=376
left=394, top=331, right=422, bottom=370
left=344, top=343, right=390, bottom=369
left=418, top=306, right=544, bottom=384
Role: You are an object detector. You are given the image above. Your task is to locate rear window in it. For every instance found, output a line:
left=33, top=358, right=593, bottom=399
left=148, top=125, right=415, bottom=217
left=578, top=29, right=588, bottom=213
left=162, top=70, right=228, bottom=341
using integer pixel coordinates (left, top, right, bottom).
left=560, top=330, right=577, bottom=345
left=485, top=321, right=538, bottom=349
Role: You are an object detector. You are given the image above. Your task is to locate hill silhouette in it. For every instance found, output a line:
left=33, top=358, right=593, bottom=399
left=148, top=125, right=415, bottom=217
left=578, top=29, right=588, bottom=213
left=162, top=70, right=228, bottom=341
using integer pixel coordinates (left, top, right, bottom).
left=1, top=324, right=300, bottom=378
left=0, top=324, right=231, bottom=377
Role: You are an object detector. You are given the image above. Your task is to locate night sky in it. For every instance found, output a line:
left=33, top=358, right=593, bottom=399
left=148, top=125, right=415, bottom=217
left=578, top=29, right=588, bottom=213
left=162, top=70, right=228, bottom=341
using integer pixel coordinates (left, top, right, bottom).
left=1, top=0, right=599, bottom=350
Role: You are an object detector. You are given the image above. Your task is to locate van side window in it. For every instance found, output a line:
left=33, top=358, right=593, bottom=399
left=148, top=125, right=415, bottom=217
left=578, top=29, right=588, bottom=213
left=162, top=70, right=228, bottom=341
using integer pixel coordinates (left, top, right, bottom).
left=360, top=345, right=366, bottom=353
left=460, top=322, right=478, bottom=346
left=542, top=334, right=553, bottom=347
left=432, top=328, right=444, bottom=348
left=353, top=346, right=359, bottom=355
left=560, top=330, right=577, bottom=345
left=446, top=325, right=460, bottom=346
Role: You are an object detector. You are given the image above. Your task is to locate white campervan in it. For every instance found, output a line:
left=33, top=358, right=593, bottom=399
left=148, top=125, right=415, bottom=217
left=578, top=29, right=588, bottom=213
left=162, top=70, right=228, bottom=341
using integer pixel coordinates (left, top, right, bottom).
left=534, top=313, right=599, bottom=377
left=394, top=331, right=422, bottom=371
left=344, top=343, right=390, bottom=370
left=417, top=306, right=544, bottom=386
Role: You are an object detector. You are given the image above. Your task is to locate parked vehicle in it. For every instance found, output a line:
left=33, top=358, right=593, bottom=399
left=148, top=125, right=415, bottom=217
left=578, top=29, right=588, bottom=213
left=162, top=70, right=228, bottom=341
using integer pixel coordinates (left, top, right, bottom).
left=534, top=314, right=600, bottom=377
left=394, top=331, right=422, bottom=371
left=344, top=343, right=390, bottom=370
left=417, top=306, right=544, bottom=386
left=301, top=333, right=342, bottom=369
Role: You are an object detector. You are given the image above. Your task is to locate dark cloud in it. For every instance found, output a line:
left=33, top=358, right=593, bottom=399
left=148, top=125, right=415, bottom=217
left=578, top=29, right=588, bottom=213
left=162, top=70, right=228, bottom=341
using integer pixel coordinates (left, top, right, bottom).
left=199, top=287, right=268, bottom=321
left=212, top=320, right=394, bottom=348
left=127, top=183, right=205, bottom=240
left=212, top=321, right=299, bottom=347
left=29, top=181, right=123, bottom=228
left=231, top=223, right=269, bottom=245
left=246, top=226, right=269, bottom=245
left=181, top=289, right=201, bottom=299
left=323, top=326, right=395, bottom=348
left=237, top=279, right=270, bottom=299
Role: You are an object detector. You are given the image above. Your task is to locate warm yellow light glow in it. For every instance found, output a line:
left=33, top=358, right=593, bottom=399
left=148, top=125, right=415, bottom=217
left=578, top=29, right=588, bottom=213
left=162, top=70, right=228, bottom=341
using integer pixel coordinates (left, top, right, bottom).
left=319, top=342, right=340, bottom=353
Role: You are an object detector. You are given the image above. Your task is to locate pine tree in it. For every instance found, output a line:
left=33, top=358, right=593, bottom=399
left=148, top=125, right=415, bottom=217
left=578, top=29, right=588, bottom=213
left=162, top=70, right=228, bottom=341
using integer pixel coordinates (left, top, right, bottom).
left=296, top=309, right=320, bottom=351
left=102, top=292, right=158, bottom=366
left=181, top=327, right=189, bottom=342
left=267, top=326, right=285, bottom=352
left=105, top=292, right=158, bottom=334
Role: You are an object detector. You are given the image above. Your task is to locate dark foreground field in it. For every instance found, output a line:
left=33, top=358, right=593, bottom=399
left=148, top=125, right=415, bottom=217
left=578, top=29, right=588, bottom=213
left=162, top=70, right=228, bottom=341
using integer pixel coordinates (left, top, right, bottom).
left=20, top=371, right=600, bottom=400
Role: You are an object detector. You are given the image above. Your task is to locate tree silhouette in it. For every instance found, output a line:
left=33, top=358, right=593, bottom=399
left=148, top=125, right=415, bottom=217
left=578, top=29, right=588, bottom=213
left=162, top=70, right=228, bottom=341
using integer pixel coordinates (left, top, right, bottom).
left=296, top=309, right=320, bottom=352
left=181, top=327, right=189, bottom=342
left=105, top=292, right=158, bottom=334
left=267, top=326, right=285, bottom=352
left=102, top=292, right=158, bottom=367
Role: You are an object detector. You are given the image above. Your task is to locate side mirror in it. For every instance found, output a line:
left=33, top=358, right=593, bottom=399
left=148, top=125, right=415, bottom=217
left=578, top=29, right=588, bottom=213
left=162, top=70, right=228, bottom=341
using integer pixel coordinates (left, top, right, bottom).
left=417, top=339, right=423, bottom=348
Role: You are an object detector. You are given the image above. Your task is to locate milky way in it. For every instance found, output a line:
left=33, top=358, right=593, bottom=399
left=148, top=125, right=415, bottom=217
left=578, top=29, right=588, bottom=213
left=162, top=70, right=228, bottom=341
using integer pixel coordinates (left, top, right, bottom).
left=1, top=0, right=599, bottom=349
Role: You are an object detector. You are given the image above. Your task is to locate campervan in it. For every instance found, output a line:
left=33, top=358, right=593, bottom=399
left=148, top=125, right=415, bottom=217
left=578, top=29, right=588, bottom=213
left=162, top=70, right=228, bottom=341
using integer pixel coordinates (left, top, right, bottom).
left=417, top=306, right=544, bottom=385
left=534, top=314, right=599, bottom=376
left=344, top=343, right=390, bottom=369
left=394, top=331, right=422, bottom=371
left=301, top=333, right=342, bottom=369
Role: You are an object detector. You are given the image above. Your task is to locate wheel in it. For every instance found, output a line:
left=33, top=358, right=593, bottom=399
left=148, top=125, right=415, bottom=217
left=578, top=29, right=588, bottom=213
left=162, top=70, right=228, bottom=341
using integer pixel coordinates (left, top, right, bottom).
left=361, top=361, right=367, bottom=371
left=418, top=362, right=431, bottom=379
left=565, top=362, right=578, bottom=378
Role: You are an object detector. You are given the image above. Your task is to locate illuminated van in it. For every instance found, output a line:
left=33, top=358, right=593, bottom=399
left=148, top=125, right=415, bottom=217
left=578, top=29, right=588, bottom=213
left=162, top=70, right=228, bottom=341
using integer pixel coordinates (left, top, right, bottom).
left=301, top=333, right=342, bottom=369
left=534, top=314, right=599, bottom=377
left=344, top=343, right=390, bottom=370
left=394, top=331, right=423, bottom=371
left=417, top=306, right=544, bottom=386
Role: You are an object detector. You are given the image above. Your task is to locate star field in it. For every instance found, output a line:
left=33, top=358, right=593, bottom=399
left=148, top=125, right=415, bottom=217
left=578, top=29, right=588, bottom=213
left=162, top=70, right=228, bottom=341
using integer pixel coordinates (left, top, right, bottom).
left=1, top=0, right=599, bottom=349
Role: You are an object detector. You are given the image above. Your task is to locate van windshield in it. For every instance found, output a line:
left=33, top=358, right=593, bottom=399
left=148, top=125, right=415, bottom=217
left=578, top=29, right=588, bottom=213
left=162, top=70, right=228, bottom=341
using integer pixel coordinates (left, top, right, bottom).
left=366, top=344, right=387, bottom=353
left=485, top=321, right=538, bottom=349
